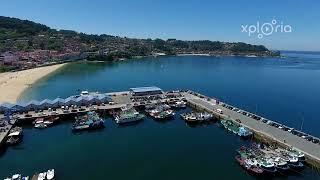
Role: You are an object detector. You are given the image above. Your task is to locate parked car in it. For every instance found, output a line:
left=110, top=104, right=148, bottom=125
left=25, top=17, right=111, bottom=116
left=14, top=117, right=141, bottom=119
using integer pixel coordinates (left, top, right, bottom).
left=312, top=139, right=319, bottom=143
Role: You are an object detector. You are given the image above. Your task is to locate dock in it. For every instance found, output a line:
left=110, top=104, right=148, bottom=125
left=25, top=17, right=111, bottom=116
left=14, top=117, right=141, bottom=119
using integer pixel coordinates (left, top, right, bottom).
left=182, top=91, right=320, bottom=168
left=1, top=87, right=320, bottom=168
left=0, top=119, right=14, bottom=148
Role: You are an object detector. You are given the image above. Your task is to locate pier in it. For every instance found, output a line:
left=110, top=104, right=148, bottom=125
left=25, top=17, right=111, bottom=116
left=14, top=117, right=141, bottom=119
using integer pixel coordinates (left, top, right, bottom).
left=1, top=87, right=320, bottom=168
left=183, top=91, right=320, bottom=168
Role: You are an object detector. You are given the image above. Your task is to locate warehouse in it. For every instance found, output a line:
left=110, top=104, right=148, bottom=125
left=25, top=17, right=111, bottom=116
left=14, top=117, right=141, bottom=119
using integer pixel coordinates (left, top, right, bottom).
left=130, top=86, right=163, bottom=96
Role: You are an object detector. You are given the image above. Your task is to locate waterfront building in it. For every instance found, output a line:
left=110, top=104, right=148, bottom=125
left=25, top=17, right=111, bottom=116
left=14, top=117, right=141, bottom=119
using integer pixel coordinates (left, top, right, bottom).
left=130, top=86, right=163, bottom=96
left=0, top=93, right=112, bottom=113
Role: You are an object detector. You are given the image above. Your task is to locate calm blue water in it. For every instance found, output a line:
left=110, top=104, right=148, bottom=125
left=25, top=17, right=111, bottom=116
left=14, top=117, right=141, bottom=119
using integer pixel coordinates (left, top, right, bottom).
left=2, top=52, right=319, bottom=179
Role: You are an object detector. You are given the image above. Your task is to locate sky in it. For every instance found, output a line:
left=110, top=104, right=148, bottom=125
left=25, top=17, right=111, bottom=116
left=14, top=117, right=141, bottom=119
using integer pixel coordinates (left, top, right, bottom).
left=0, top=0, right=319, bottom=51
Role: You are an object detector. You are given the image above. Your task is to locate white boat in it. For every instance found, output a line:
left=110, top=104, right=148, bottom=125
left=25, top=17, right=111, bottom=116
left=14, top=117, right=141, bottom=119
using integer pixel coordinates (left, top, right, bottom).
left=37, top=172, right=46, bottom=180
left=34, top=123, right=47, bottom=129
left=6, top=127, right=23, bottom=145
left=287, top=148, right=305, bottom=161
left=43, top=121, right=54, bottom=126
left=46, top=169, right=55, bottom=180
left=11, top=174, right=21, bottom=180
left=33, top=118, right=44, bottom=125
left=170, top=100, right=187, bottom=108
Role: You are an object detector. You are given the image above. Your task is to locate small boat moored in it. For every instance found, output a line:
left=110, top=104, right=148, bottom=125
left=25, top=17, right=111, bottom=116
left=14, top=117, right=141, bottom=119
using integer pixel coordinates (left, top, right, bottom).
left=146, top=104, right=175, bottom=119
left=72, top=111, right=104, bottom=131
left=46, top=169, right=55, bottom=180
left=180, top=112, right=213, bottom=123
left=238, top=126, right=253, bottom=138
left=4, top=173, right=29, bottom=180
left=168, top=100, right=187, bottom=108
left=6, top=127, right=23, bottom=146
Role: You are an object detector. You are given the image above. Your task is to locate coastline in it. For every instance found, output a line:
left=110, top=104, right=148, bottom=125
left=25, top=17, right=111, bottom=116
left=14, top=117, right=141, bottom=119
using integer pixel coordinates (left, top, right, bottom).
left=0, top=63, right=67, bottom=104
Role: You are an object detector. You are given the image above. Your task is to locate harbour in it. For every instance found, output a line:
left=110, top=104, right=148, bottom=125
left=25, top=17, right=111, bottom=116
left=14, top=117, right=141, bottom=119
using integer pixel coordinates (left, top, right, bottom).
left=1, top=55, right=320, bottom=179
left=1, top=86, right=320, bottom=177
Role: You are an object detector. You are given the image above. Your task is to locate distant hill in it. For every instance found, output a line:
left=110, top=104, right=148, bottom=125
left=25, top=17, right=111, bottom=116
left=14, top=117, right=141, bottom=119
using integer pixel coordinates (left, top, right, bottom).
left=0, top=16, right=280, bottom=57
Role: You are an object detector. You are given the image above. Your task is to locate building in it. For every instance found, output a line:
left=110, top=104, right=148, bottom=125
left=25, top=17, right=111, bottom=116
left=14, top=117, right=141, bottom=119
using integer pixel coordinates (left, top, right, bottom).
left=130, top=86, right=163, bottom=96
left=2, top=52, right=19, bottom=65
left=0, top=54, right=4, bottom=65
left=0, top=93, right=112, bottom=113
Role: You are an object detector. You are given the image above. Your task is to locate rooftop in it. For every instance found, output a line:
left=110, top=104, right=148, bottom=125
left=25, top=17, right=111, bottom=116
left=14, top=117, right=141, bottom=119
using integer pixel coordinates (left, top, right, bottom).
left=130, top=86, right=162, bottom=93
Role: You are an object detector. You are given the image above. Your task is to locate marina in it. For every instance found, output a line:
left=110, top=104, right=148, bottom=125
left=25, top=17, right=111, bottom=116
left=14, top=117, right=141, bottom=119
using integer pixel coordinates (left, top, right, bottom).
left=1, top=87, right=320, bottom=171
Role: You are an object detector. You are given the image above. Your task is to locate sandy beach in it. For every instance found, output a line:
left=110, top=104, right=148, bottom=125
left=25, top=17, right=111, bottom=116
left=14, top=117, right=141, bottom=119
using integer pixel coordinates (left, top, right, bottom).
left=0, top=64, right=67, bottom=104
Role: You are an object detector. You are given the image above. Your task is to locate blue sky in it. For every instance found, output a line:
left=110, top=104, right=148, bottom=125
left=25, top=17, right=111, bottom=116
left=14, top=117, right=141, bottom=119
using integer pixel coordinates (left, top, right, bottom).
left=0, top=0, right=319, bottom=51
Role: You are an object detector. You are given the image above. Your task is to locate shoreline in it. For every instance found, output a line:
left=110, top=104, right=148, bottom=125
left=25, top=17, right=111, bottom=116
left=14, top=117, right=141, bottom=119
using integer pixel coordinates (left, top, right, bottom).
left=0, top=63, right=67, bottom=104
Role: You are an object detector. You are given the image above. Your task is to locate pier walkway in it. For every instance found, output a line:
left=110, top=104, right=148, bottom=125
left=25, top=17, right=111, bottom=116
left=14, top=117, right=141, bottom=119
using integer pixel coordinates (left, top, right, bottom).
left=183, top=91, right=320, bottom=166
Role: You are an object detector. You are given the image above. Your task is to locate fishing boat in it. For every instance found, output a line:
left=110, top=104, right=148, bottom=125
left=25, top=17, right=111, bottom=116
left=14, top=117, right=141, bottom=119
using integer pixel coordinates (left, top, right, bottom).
left=181, top=112, right=213, bottom=123
left=146, top=104, right=175, bottom=119
left=221, top=120, right=240, bottom=134
left=235, top=155, right=264, bottom=175
left=181, top=113, right=197, bottom=123
left=221, top=120, right=253, bottom=138
left=251, top=143, right=291, bottom=172
left=238, top=126, right=253, bottom=138
left=34, top=116, right=59, bottom=129
left=257, top=158, right=277, bottom=174
left=279, top=153, right=304, bottom=169
left=152, top=109, right=175, bottom=119
left=34, top=123, right=47, bottom=129
left=6, top=127, right=23, bottom=145
left=169, top=100, right=187, bottom=108
left=237, top=146, right=277, bottom=174
left=272, top=157, right=290, bottom=171
left=287, top=148, right=305, bottom=162
left=33, top=118, right=44, bottom=125
left=72, top=111, right=104, bottom=131
left=114, top=106, right=145, bottom=124
left=273, top=147, right=304, bottom=169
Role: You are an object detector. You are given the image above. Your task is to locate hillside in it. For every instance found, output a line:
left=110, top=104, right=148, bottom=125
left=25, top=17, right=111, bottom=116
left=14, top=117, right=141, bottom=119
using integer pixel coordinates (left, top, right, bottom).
left=0, top=16, right=279, bottom=69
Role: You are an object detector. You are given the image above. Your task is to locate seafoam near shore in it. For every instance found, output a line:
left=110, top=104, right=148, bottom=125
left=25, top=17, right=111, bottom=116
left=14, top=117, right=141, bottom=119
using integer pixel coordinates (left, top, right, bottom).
left=0, top=63, right=67, bottom=104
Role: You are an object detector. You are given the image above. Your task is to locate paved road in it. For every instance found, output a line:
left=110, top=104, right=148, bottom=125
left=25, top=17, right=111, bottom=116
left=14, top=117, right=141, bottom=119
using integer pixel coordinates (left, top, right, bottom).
left=183, top=92, right=320, bottom=163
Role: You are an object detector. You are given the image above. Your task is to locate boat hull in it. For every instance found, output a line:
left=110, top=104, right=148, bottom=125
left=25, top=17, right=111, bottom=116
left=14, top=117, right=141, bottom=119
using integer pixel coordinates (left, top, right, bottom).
left=72, top=121, right=105, bottom=132
left=235, top=155, right=264, bottom=176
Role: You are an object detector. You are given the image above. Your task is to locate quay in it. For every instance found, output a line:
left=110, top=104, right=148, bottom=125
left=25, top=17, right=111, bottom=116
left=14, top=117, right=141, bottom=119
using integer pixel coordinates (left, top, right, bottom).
left=182, top=91, right=320, bottom=169
left=0, top=87, right=320, bottom=168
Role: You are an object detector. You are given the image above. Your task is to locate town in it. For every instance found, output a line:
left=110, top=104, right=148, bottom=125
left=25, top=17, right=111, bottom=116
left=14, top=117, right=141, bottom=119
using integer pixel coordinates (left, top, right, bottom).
left=0, top=16, right=280, bottom=72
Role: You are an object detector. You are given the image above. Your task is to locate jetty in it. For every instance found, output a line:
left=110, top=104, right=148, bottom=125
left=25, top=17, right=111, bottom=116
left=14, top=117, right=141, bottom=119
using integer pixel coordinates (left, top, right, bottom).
left=183, top=90, right=320, bottom=168
left=0, top=87, right=320, bottom=168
